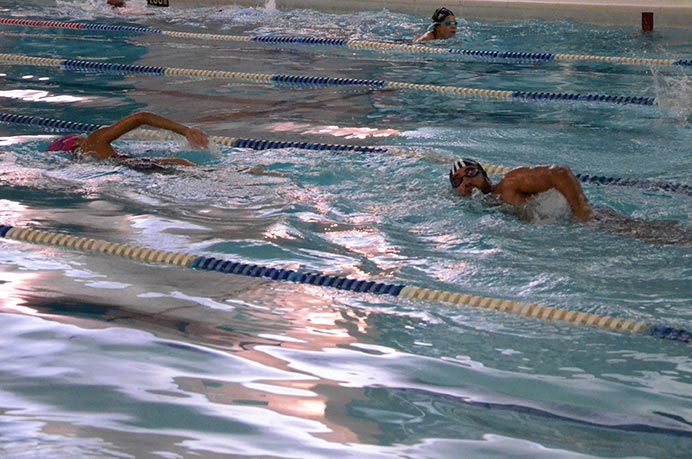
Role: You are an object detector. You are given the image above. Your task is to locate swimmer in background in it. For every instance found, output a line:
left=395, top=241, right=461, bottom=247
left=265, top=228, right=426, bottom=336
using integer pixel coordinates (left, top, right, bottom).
left=46, top=111, right=209, bottom=172
left=414, top=7, right=458, bottom=44
left=449, top=158, right=692, bottom=246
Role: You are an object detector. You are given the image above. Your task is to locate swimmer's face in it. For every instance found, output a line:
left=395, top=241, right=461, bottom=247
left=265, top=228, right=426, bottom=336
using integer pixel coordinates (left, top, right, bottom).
left=437, top=15, right=457, bottom=39
left=451, top=166, right=491, bottom=196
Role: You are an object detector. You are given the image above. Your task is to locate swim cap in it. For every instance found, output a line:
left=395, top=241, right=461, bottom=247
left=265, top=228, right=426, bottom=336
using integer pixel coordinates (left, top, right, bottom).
left=449, top=158, right=488, bottom=185
left=432, top=7, right=454, bottom=23
left=46, top=133, right=81, bottom=152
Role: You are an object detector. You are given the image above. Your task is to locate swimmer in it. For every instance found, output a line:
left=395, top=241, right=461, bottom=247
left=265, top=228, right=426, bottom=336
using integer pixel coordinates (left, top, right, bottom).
left=449, top=159, right=594, bottom=222
left=46, top=111, right=209, bottom=172
left=414, top=7, right=458, bottom=44
left=449, top=158, right=692, bottom=246
left=107, top=0, right=126, bottom=7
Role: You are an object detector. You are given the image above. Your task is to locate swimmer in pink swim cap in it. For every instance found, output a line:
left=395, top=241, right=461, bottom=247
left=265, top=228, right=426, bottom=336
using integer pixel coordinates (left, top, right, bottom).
left=46, top=111, right=209, bottom=169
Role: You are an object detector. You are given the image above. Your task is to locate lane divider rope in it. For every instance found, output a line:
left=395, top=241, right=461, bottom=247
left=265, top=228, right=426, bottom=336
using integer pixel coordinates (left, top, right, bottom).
left=0, top=224, right=688, bottom=343
left=0, top=53, right=657, bottom=106
left=2, top=112, right=689, bottom=196
left=0, top=112, right=386, bottom=153
left=1, top=17, right=689, bottom=68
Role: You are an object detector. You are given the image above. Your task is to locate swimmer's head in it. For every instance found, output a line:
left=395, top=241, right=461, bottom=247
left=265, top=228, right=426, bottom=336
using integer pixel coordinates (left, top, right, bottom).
left=429, top=7, right=457, bottom=39
left=449, top=158, right=491, bottom=196
left=432, top=7, right=454, bottom=23
left=46, top=133, right=83, bottom=152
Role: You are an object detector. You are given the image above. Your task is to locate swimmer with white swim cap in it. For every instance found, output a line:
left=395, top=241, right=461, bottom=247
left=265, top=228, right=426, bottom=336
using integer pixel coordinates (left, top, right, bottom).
left=449, top=158, right=594, bottom=222
left=449, top=159, right=692, bottom=246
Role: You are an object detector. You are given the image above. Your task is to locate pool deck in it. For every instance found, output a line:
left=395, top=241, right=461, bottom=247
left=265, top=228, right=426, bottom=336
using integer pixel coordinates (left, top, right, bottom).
left=169, top=1, right=692, bottom=29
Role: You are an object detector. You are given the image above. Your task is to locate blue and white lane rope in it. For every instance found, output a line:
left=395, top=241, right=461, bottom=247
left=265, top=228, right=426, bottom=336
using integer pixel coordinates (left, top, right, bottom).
left=1, top=17, right=690, bottom=68
left=0, top=224, right=689, bottom=344
left=0, top=53, right=657, bottom=107
left=2, top=112, right=690, bottom=196
left=0, top=112, right=386, bottom=154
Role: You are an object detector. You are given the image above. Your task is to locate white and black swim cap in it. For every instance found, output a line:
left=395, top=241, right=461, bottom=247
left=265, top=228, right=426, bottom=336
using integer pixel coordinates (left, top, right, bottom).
left=449, top=158, right=487, bottom=184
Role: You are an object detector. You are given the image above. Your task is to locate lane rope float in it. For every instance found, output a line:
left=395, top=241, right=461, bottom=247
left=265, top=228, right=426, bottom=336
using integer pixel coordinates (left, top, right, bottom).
left=1, top=17, right=689, bottom=68
left=0, top=112, right=386, bottom=153
left=0, top=224, right=688, bottom=343
left=0, top=53, right=657, bottom=106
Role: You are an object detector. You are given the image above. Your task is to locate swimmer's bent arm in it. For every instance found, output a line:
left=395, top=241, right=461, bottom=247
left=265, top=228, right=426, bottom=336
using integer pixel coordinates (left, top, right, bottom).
left=494, top=166, right=594, bottom=222
left=87, top=111, right=209, bottom=151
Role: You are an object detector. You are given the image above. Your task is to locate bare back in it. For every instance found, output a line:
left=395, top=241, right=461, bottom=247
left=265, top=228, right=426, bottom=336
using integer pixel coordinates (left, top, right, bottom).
left=493, top=166, right=594, bottom=222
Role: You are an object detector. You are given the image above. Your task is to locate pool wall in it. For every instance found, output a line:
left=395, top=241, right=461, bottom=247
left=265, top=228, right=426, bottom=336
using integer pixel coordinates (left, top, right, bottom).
left=165, top=0, right=692, bottom=29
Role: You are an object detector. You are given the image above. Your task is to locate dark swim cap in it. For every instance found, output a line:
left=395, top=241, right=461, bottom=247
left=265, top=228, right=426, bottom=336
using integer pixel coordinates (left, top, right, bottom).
left=449, top=158, right=488, bottom=185
left=432, top=7, right=454, bottom=23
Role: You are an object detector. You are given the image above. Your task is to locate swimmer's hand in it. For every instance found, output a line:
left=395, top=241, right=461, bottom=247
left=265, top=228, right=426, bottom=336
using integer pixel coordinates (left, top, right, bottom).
left=573, top=204, right=595, bottom=223
left=185, top=128, right=209, bottom=149
left=241, top=166, right=285, bottom=177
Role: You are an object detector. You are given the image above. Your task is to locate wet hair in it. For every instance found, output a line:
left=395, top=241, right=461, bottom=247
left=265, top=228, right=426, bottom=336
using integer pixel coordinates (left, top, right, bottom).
left=432, top=7, right=454, bottom=24
left=449, top=158, right=488, bottom=186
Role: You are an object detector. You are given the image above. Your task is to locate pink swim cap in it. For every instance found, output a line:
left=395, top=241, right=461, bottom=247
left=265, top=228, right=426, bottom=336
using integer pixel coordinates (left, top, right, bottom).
left=46, top=133, right=81, bottom=152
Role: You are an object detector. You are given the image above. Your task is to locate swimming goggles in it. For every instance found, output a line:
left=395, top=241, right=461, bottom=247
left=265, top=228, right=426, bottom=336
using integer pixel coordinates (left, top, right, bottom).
left=443, top=21, right=458, bottom=27
left=450, top=166, right=481, bottom=188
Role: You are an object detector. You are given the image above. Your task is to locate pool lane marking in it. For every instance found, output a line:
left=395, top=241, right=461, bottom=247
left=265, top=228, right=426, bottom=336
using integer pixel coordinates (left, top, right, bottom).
left=0, top=111, right=386, bottom=153
left=1, top=17, right=689, bottom=68
left=0, top=53, right=657, bottom=106
left=0, top=224, right=689, bottom=344
left=1, top=112, right=690, bottom=197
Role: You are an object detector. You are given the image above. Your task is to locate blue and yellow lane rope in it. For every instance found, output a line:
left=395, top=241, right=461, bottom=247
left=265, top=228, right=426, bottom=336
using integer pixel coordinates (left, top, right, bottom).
left=0, top=53, right=657, bottom=106
left=1, top=17, right=690, bottom=68
left=0, top=225, right=689, bottom=344
left=2, top=112, right=690, bottom=197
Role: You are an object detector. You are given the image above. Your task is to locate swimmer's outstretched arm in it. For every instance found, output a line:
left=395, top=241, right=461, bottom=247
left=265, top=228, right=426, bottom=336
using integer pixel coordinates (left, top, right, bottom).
left=494, top=165, right=594, bottom=222
left=87, top=111, right=209, bottom=151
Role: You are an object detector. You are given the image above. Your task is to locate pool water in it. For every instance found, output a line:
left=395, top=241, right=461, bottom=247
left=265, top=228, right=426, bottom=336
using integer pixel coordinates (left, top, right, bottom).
left=0, top=1, right=691, bottom=458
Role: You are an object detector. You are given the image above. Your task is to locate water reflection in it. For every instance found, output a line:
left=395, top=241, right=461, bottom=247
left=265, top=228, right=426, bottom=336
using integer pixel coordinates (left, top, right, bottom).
left=0, top=89, right=87, bottom=104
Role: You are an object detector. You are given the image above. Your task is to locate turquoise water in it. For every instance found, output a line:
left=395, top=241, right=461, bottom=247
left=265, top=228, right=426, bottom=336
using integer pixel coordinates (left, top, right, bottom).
left=1, top=1, right=691, bottom=458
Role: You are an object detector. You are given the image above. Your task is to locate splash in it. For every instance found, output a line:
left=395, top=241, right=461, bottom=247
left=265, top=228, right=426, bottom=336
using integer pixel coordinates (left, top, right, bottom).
left=515, top=189, right=572, bottom=222
left=651, top=66, right=691, bottom=125
left=264, top=0, right=277, bottom=14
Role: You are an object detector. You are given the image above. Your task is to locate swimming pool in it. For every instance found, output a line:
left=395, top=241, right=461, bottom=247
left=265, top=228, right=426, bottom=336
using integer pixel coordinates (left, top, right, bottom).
left=1, top=1, right=691, bottom=458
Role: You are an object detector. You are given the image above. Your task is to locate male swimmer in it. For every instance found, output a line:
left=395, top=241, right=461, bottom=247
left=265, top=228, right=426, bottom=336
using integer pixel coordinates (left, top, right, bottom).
left=449, top=158, right=691, bottom=246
